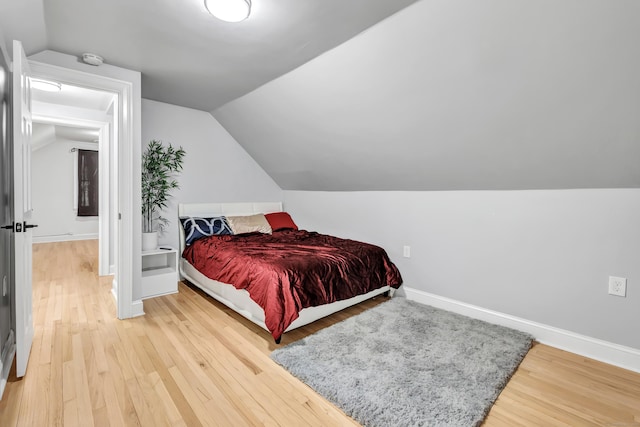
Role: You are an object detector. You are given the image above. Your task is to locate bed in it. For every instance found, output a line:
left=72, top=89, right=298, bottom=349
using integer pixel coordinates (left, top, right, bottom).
left=178, top=202, right=402, bottom=343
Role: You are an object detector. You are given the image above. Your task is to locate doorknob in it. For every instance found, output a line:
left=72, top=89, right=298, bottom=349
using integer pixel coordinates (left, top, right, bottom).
left=0, top=222, right=37, bottom=232
left=0, top=222, right=25, bottom=232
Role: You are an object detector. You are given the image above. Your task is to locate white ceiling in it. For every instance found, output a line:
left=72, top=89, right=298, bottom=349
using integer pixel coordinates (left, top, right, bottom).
left=2, top=0, right=639, bottom=192
left=32, top=123, right=99, bottom=150
left=54, top=125, right=100, bottom=143
left=0, top=0, right=419, bottom=112
left=31, top=82, right=115, bottom=111
left=30, top=82, right=111, bottom=147
left=215, top=0, right=640, bottom=190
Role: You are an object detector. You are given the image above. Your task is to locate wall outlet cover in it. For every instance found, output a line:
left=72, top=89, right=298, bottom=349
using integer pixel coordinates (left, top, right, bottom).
left=608, top=276, right=627, bottom=297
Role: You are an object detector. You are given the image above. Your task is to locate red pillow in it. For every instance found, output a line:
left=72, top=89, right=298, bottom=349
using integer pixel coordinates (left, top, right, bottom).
left=265, top=212, right=298, bottom=231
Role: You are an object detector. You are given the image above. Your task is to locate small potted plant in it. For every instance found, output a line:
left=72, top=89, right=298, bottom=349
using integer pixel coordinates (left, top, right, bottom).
left=141, top=139, right=185, bottom=251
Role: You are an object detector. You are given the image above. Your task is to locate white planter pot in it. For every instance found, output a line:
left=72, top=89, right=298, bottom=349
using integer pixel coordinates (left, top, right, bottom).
left=142, top=231, right=158, bottom=251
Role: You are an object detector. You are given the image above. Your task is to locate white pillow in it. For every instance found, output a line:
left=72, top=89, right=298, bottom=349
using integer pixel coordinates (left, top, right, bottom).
left=226, top=214, right=272, bottom=235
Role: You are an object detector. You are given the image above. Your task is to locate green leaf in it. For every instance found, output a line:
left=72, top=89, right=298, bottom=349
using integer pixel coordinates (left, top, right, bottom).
left=141, top=140, right=186, bottom=233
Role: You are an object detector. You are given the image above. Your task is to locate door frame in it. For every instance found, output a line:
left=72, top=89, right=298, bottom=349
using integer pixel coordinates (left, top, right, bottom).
left=28, top=60, right=140, bottom=319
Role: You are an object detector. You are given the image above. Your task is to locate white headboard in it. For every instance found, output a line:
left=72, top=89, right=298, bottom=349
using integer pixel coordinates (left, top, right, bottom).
left=178, top=202, right=283, bottom=254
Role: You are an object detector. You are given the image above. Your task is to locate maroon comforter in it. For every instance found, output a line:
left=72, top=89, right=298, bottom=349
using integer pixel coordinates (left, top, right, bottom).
left=183, top=230, right=402, bottom=341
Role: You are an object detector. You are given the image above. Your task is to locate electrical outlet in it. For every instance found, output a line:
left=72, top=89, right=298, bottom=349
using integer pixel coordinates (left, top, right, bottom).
left=608, top=276, right=627, bottom=297
left=403, top=246, right=411, bottom=258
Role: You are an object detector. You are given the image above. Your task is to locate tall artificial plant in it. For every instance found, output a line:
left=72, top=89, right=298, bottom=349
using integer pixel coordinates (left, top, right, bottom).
left=142, top=140, right=186, bottom=233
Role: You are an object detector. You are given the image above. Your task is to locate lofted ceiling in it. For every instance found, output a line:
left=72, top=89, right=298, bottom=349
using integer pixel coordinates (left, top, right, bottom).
left=32, top=123, right=100, bottom=151
left=214, top=0, right=640, bottom=190
left=1, top=0, right=639, bottom=192
left=31, top=82, right=115, bottom=112
left=0, top=0, right=419, bottom=112
left=31, top=82, right=111, bottom=150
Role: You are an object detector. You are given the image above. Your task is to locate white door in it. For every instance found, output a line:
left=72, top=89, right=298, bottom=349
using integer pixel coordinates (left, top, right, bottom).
left=13, top=40, right=34, bottom=378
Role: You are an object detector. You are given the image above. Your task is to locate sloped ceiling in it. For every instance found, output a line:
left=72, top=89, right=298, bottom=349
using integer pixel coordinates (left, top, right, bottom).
left=32, top=82, right=115, bottom=112
left=0, top=0, right=419, bottom=111
left=214, top=0, right=640, bottom=191
left=2, top=1, right=639, bottom=192
left=32, top=123, right=100, bottom=151
left=0, top=0, right=47, bottom=56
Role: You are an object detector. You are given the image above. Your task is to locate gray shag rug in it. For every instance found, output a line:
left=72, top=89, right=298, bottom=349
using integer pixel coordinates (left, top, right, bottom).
left=271, top=298, right=533, bottom=427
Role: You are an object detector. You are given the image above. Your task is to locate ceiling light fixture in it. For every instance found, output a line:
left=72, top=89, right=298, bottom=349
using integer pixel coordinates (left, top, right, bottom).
left=205, top=0, right=251, bottom=23
left=31, top=78, right=62, bottom=92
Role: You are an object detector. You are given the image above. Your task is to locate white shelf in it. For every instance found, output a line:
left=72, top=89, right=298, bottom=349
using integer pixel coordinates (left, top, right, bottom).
left=142, top=248, right=175, bottom=256
left=141, top=247, right=178, bottom=299
left=142, top=266, right=175, bottom=277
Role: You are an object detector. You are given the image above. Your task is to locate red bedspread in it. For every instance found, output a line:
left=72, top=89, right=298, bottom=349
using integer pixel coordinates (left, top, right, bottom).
left=182, top=229, right=402, bottom=340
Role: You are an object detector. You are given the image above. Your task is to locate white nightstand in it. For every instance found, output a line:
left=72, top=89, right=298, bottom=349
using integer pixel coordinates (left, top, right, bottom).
left=141, top=247, right=179, bottom=299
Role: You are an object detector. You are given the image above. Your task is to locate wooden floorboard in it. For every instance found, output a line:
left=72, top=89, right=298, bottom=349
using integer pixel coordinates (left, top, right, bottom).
left=0, top=240, right=638, bottom=426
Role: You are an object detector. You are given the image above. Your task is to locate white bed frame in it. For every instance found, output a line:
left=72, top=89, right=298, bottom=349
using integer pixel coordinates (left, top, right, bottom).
left=178, top=202, right=391, bottom=342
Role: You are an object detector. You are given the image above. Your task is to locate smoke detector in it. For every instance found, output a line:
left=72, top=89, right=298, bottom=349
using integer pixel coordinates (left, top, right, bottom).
left=82, top=53, right=104, bottom=66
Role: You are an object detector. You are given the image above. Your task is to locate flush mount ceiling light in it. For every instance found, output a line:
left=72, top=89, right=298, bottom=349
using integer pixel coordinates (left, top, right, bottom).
left=31, top=78, right=62, bottom=92
left=205, top=0, right=251, bottom=22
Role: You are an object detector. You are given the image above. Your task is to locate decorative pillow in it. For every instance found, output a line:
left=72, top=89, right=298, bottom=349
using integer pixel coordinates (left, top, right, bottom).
left=226, top=214, right=272, bottom=235
left=180, top=216, right=232, bottom=246
left=265, top=212, right=298, bottom=231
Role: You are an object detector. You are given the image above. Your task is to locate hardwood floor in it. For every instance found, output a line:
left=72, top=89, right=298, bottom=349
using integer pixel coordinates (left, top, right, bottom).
left=0, top=240, right=638, bottom=426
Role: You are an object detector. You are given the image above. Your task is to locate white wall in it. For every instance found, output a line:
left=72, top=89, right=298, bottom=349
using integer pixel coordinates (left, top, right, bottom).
left=32, top=140, right=99, bottom=242
left=142, top=99, right=283, bottom=251
left=284, top=189, right=640, bottom=351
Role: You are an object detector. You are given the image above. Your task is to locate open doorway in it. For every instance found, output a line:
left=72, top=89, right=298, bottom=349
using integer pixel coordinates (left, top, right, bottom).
left=2, top=44, right=139, bottom=392
left=30, top=123, right=108, bottom=264
left=28, top=53, right=141, bottom=320
left=30, top=81, right=116, bottom=276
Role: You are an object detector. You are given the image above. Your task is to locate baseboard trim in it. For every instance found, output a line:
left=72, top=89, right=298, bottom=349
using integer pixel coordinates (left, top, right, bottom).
left=131, top=300, right=145, bottom=318
left=404, top=287, right=640, bottom=373
left=0, top=331, right=15, bottom=400
left=33, top=233, right=98, bottom=243
left=111, top=278, right=118, bottom=303
left=112, top=278, right=144, bottom=319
